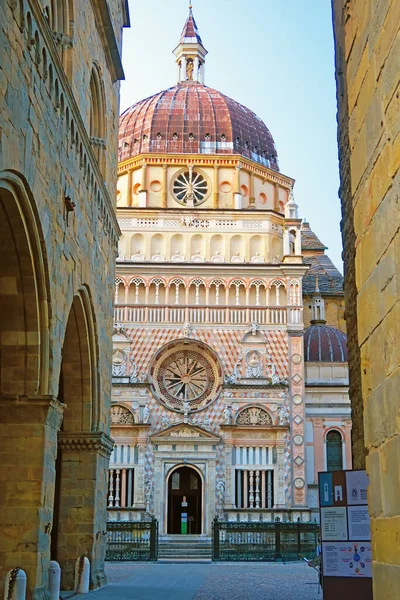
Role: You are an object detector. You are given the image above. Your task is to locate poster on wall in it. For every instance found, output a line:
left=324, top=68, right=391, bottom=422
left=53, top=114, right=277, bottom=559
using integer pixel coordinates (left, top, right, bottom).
left=318, top=468, right=373, bottom=599
left=322, top=542, right=372, bottom=578
left=321, top=507, right=348, bottom=541
left=346, top=470, right=369, bottom=505
left=348, top=506, right=371, bottom=540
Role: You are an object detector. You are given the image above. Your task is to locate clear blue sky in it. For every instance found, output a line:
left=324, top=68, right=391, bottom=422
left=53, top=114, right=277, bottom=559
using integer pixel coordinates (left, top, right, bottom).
left=121, top=0, right=343, bottom=270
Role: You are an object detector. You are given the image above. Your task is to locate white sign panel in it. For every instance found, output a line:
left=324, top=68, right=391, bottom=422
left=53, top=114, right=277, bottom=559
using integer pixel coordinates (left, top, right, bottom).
left=346, top=470, right=369, bottom=505
left=321, top=507, right=348, bottom=541
left=348, top=505, right=371, bottom=540
left=322, top=542, right=372, bottom=578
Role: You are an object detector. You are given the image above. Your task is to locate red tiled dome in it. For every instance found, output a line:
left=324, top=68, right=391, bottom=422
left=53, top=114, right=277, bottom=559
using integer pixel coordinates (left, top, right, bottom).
left=304, top=325, right=348, bottom=362
left=118, top=82, right=279, bottom=170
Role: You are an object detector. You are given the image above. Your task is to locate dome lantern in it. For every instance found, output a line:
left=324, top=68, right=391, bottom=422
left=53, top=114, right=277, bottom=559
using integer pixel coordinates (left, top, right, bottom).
left=173, top=4, right=208, bottom=83
left=310, top=277, right=326, bottom=324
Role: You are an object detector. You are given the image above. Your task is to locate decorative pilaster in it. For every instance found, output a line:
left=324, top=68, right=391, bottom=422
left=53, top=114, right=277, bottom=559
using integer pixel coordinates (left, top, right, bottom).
left=289, top=334, right=307, bottom=507
left=162, top=164, right=168, bottom=207
left=213, top=164, right=219, bottom=208
left=127, top=168, right=133, bottom=206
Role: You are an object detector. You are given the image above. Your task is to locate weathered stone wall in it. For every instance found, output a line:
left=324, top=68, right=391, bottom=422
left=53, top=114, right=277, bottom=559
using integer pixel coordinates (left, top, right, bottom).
left=0, top=1, right=128, bottom=597
left=332, top=0, right=400, bottom=596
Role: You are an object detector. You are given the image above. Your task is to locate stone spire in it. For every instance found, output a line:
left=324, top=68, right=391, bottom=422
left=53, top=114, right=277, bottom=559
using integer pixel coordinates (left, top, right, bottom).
left=173, top=4, right=208, bottom=84
left=310, top=277, right=326, bottom=324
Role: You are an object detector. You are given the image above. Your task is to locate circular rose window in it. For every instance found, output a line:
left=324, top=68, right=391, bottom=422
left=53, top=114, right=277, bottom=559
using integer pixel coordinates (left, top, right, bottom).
left=149, top=340, right=222, bottom=412
left=172, top=169, right=209, bottom=206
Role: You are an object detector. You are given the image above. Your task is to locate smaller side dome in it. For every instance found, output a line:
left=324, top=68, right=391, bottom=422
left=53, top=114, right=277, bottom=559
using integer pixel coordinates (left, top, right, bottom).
left=304, top=325, right=348, bottom=362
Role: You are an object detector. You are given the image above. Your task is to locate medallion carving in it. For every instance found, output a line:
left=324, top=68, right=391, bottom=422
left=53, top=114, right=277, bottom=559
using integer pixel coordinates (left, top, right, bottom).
left=150, top=340, right=222, bottom=412
left=110, top=405, right=135, bottom=425
left=236, top=406, right=272, bottom=426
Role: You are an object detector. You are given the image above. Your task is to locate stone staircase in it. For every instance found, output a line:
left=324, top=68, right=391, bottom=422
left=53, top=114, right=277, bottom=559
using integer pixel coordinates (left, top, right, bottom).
left=158, top=535, right=212, bottom=562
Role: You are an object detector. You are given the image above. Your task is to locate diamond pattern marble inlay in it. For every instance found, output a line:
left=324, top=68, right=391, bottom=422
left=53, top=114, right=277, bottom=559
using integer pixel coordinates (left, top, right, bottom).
left=293, top=414, right=303, bottom=425
left=294, top=456, right=304, bottom=467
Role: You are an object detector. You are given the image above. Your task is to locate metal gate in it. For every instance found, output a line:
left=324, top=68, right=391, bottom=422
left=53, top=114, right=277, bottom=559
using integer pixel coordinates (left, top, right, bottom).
left=212, top=519, right=319, bottom=561
left=105, top=518, right=158, bottom=561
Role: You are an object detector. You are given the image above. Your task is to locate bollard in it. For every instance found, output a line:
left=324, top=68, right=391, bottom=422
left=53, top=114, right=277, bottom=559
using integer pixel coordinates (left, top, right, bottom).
left=48, top=561, right=61, bottom=600
left=74, top=556, right=90, bottom=595
left=4, top=568, right=26, bottom=600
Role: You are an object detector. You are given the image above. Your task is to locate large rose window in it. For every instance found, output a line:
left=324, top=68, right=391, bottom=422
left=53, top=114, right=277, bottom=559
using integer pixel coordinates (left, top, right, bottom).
left=150, top=340, right=222, bottom=412
left=172, top=169, right=209, bottom=206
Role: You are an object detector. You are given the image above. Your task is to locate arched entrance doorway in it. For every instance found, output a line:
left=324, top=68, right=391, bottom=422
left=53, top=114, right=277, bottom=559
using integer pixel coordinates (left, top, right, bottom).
left=167, top=466, right=202, bottom=534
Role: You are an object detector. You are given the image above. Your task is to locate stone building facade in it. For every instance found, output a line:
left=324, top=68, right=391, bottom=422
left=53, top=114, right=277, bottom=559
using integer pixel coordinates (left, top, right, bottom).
left=108, top=8, right=351, bottom=535
left=332, top=0, right=400, bottom=597
left=0, top=1, right=129, bottom=597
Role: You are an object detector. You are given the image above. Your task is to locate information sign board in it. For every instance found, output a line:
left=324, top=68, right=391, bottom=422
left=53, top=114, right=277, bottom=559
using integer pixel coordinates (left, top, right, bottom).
left=318, top=469, right=373, bottom=600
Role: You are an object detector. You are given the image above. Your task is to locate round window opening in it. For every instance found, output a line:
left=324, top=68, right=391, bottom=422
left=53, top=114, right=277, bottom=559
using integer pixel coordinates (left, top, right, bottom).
left=172, top=170, right=209, bottom=206
left=149, top=340, right=222, bottom=412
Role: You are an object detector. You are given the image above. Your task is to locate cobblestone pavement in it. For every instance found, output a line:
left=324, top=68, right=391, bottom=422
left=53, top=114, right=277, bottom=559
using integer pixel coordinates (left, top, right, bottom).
left=78, top=562, right=321, bottom=600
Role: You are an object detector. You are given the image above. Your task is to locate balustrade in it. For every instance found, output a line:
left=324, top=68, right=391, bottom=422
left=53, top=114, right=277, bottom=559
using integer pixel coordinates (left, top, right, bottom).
left=235, top=468, right=274, bottom=509
left=108, top=467, right=135, bottom=508
left=114, top=304, right=301, bottom=326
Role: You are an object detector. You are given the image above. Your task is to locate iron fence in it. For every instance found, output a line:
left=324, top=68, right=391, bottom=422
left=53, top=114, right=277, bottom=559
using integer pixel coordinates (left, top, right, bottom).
left=105, top=518, right=158, bottom=561
left=212, top=519, right=319, bottom=561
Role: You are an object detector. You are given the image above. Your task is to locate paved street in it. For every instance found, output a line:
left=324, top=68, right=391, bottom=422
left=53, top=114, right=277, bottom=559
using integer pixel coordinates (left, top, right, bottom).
left=79, top=562, right=321, bottom=600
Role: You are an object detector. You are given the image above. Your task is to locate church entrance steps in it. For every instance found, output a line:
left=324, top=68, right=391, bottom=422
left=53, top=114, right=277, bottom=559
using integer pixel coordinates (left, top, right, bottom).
left=158, top=535, right=212, bottom=561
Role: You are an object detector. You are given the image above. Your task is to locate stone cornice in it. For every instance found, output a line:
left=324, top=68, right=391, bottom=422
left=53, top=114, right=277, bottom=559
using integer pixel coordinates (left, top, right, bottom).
left=117, top=154, right=294, bottom=188
left=58, top=431, right=115, bottom=458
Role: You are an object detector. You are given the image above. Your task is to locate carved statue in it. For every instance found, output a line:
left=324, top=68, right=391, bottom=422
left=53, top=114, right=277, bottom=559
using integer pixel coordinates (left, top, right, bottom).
left=112, top=349, right=126, bottom=376
left=246, top=350, right=262, bottom=378
left=278, top=405, right=289, bottom=425
left=186, top=60, right=194, bottom=80
left=211, top=250, right=224, bottom=263
left=249, top=322, right=259, bottom=336
left=223, top=406, right=231, bottom=425
left=231, top=251, right=245, bottom=263
left=182, top=400, right=191, bottom=417
left=142, top=404, right=150, bottom=424
left=131, top=249, right=144, bottom=262
left=129, top=356, right=138, bottom=383
left=202, top=414, right=211, bottom=430
left=161, top=414, right=170, bottom=428
left=250, top=252, right=264, bottom=263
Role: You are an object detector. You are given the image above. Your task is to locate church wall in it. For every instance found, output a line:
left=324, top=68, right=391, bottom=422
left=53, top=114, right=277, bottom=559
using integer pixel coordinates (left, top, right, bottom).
left=332, top=0, right=400, bottom=593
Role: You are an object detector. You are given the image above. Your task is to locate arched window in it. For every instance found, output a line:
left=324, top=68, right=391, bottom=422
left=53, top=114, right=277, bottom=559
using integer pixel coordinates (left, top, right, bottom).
left=326, top=430, right=343, bottom=472
left=89, top=66, right=106, bottom=175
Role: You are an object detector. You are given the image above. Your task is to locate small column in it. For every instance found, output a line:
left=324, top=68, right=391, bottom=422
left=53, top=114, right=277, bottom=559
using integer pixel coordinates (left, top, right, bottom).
left=283, top=228, right=290, bottom=255
left=234, top=165, right=241, bottom=209
left=139, top=163, right=147, bottom=207
left=108, top=469, right=114, bottom=507
left=275, top=183, right=280, bottom=211
left=261, top=470, right=266, bottom=508
left=136, top=443, right=147, bottom=509
left=181, top=56, right=187, bottom=80
left=177, top=61, right=181, bottom=82
left=243, top=470, right=248, bottom=508
left=255, top=470, right=260, bottom=509
left=249, top=470, right=254, bottom=508
left=121, top=468, right=127, bottom=508
left=276, top=445, right=286, bottom=508
left=267, top=470, right=273, bottom=508
left=249, top=172, right=255, bottom=206
left=162, top=164, right=168, bottom=207
left=224, top=443, right=234, bottom=509
left=127, top=168, right=133, bottom=206
left=115, top=469, right=120, bottom=507
left=213, top=164, right=219, bottom=208
left=194, top=56, right=200, bottom=80
left=294, top=228, right=302, bottom=255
